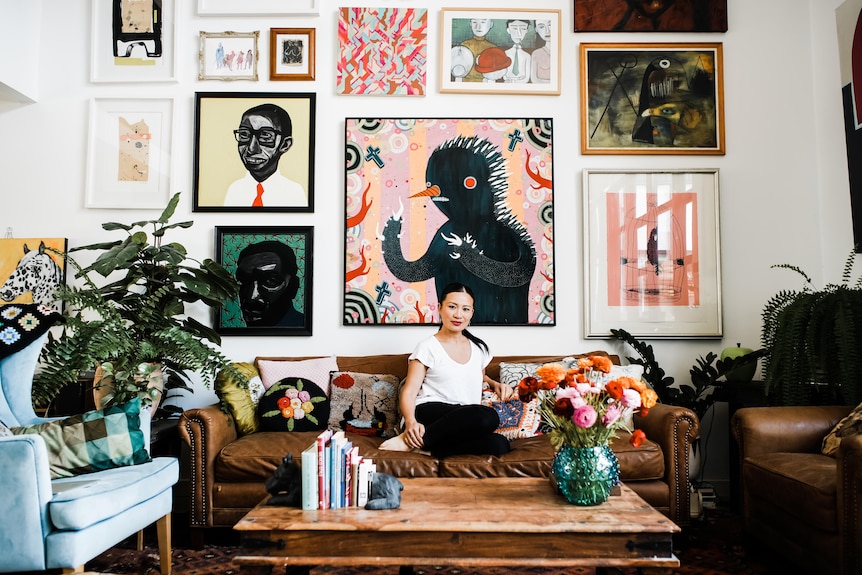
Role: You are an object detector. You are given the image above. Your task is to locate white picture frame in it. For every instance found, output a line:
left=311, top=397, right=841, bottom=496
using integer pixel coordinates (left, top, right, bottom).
left=197, top=0, right=319, bottom=16
left=90, top=0, right=178, bottom=83
left=199, top=31, right=260, bottom=81
left=583, top=169, right=722, bottom=339
left=440, top=8, right=561, bottom=96
left=85, top=98, right=174, bottom=209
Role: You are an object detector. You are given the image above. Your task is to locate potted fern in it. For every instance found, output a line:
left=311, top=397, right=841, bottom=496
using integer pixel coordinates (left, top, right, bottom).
left=33, top=193, right=240, bottom=415
left=761, top=249, right=862, bottom=406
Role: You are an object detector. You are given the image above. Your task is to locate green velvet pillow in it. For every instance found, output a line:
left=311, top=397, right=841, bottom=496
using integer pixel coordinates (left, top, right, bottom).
left=12, top=398, right=150, bottom=479
left=215, top=362, right=264, bottom=435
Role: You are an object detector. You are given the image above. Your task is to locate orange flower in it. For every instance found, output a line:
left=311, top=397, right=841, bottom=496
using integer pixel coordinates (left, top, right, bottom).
left=630, top=429, right=647, bottom=448
left=535, top=363, right=566, bottom=386
left=604, top=379, right=624, bottom=400
left=591, top=356, right=613, bottom=373
left=614, top=376, right=637, bottom=390
left=640, top=388, right=658, bottom=409
left=628, top=378, right=647, bottom=393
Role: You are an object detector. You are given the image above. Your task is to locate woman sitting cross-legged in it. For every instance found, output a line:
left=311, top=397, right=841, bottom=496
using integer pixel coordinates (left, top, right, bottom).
left=380, top=282, right=514, bottom=458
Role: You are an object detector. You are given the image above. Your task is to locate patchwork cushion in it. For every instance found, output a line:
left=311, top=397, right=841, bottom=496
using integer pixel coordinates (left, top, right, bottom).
left=257, top=356, right=338, bottom=394
left=328, top=372, right=400, bottom=438
left=822, top=402, right=862, bottom=456
left=215, top=362, right=265, bottom=435
left=11, top=399, right=149, bottom=479
left=258, top=377, right=330, bottom=432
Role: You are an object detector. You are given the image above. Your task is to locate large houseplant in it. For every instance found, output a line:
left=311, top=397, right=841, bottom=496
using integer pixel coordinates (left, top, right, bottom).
left=33, top=193, right=240, bottom=414
left=761, top=249, right=862, bottom=405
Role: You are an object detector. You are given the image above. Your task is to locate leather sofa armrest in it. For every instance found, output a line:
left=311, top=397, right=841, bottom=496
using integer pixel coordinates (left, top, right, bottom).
left=179, top=404, right=238, bottom=528
left=633, top=402, right=699, bottom=526
left=731, top=406, right=851, bottom=459
left=837, top=433, right=862, bottom=573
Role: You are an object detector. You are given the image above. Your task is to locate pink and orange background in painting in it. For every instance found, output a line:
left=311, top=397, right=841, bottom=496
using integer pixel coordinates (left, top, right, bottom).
left=344, top=119, right=554, bottom=325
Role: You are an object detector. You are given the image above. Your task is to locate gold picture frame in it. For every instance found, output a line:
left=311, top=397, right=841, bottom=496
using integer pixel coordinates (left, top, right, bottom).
left=199, top=31, right=259, bottom=81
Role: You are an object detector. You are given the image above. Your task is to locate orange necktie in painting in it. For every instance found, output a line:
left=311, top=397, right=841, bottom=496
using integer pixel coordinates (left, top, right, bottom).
left=253, top=183, right=264, bottom=207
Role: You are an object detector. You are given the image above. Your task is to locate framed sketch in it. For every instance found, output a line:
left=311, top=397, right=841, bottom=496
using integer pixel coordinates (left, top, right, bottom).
left=215, top=226, right=313, bottom=336
left=270, top=28, right=315, bottom=81
left=344, top=118, right=556, bottom=326
left=583, top=169, right=722, bottom=339
left=198, top=0, right=319, bottom=15
left=193, top=92, right=315, bottom=213
left=90, top=0, right=178, bottom=83
left=199, top=31, right=259, bottom=81
left=573, top=0, right=728, bottom=32
left=0, top=238, right=68, bottom=312
left=336, top=8, right=427, bottom=96
left=580, top=43, right=725, bottom=155
left=440, top=8, right=561, bottom=96
left=85, top=98, right=174, bottom=209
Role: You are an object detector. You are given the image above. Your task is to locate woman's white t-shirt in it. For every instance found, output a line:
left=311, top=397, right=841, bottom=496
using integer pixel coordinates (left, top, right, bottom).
left=409, top=335, right=491, bottom=407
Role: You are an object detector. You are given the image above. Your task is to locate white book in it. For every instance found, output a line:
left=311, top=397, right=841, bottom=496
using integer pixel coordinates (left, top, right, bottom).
left=357, top=459, right=374, bottom=507
left=300, top=442, right=318, bottom=511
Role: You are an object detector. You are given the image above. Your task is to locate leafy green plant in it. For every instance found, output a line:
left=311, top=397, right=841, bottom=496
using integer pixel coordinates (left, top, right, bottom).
left=761, top=249, right=862, bottom=405
left=611, top=328, right=764, bottom=420
left=34, top=193, right=241, bottom=414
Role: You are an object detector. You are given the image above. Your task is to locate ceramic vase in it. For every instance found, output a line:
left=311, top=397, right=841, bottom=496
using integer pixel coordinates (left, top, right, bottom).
left=550, top=444, right=620, bottom=506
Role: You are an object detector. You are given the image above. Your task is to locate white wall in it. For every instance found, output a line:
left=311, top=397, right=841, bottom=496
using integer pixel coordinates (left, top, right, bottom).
left=0, top=0, right=854, bottom=488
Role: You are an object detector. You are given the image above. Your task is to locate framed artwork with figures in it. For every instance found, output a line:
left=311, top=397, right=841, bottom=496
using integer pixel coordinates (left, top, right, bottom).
left=440, top=8, right=561, bottom=95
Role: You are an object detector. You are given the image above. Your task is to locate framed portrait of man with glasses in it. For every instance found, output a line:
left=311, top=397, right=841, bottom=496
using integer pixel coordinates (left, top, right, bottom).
left=193, top=92, right=316, bottom=212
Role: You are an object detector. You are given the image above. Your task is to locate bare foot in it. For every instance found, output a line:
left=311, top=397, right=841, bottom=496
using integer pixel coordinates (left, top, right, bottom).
left=379, top=433, right=411, bottom=452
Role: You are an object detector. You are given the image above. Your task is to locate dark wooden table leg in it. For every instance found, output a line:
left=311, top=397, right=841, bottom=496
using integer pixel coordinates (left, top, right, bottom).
left=398, top=567, right=414, bottom=575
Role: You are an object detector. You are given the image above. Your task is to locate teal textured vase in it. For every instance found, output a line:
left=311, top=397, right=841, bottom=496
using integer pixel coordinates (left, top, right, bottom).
left=551, top=444, right=620, bottom=506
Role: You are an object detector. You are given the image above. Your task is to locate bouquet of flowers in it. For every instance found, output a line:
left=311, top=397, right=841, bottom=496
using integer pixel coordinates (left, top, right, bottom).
left=517, top=356, right=658, bottom=451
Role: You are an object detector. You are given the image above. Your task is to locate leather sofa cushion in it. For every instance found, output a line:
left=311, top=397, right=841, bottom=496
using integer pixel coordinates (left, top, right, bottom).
left=742, top=452, right=838, bottom=533
left=216, top=430, right=663, bottom=484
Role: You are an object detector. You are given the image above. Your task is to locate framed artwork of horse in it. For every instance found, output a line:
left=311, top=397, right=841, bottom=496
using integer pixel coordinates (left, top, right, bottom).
left=0, top=238, right=68, bottom=312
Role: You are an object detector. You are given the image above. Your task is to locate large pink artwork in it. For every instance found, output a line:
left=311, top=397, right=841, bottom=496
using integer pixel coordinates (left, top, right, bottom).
left=344, top=119, right=555, bottom=325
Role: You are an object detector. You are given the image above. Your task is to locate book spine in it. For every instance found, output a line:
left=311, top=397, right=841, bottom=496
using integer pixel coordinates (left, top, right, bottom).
left=301, top=443, right=317, bottom=511
left=316, top=430, right=332, bottom=510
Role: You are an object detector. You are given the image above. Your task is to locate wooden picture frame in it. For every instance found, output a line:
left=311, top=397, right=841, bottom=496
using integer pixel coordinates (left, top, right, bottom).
left=270, top=28, right=315, bottom=81
left=573, top=0, right=728, bottom=32
left=440, top=8, right=561, bottom=96
left=193, top=92, right=315, bottom=213
left=583, top=169, right=722, bottom=338
left=90, top=0, right=178, bottom=83
left=199, top=31, right=259, bottom=81
left=197, top=0, right=319, bottom=15
left=215, top=226, right=314, bottom=336
left=85, top=97, right=174, bottom=209
left=580, top=43, right=725, bottom=155
left=344, top=118, right=556, bottom=326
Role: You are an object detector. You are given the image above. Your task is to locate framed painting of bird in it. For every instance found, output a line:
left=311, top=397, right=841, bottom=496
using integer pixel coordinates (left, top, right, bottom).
left=580, top=43, right=725, bottom=155
left=582, top=169, right=722, bottom=338
left=344, top=118, right=555, bottom=326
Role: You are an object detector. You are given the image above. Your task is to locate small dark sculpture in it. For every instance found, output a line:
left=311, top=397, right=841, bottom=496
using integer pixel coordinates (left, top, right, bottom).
left=265, top=453, right=302, bottom=507
left=365, top=472, right=403, bottom=510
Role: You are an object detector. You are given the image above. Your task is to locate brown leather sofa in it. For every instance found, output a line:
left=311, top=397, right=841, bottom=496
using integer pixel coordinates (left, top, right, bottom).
left=179, top=352, right=699, bottom=545
left=732, top=406, right=862, bottom=574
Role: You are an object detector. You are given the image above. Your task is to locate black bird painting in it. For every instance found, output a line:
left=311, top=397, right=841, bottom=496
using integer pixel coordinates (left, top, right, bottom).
left=381, top=135, right=536, bottom=324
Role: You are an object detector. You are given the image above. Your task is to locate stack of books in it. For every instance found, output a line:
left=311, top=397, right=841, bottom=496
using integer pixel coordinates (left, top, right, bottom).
left=301, top=429, right=376, bottom=510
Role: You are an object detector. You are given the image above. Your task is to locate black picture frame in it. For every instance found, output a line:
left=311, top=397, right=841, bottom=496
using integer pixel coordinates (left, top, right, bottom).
left=215, top=226, right=313, bottom=336
left=193, top=92, right=316, bottom=212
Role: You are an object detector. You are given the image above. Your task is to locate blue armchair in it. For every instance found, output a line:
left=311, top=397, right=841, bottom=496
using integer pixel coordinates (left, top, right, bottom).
left=0, top=311, right=178, bottom=574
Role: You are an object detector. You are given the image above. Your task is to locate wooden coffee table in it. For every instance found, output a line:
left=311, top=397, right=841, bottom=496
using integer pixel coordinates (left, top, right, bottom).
left=233, top=477, right=679, bottom=574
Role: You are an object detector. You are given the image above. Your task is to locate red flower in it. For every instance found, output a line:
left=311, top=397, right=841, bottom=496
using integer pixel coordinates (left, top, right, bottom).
left=604, top=379, right=624, bottom=400
left=518, top=376, right=541, bottom=402
left=332, top=373, right=355, bottom=389
left=630, top=429, right=647, bottom=448
left=277, top=396, right=291, bottom=409
left=553, top=397, right=574, bottom=419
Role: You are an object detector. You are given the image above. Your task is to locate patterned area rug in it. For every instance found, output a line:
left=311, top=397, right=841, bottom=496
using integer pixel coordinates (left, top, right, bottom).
left=86, top=509, right=794, bottom=575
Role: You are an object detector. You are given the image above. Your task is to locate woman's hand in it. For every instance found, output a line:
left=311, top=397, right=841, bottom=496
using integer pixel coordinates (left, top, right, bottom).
left=402, top=419, right=426, bottom=449
left=488, top=377, right=517, bottom=401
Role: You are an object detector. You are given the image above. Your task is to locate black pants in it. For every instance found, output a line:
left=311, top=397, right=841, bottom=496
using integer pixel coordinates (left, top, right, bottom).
left=415, top=402, right=510, bottom=459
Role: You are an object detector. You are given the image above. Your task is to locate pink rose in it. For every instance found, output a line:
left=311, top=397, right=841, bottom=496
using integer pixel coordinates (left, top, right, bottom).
left=602, top=403, right=622, bottom=427
left=572, top=405, right=597, bottom=428
left=621, top=388, right=641, bottom=409
left=298, top=390, right=311, bottom=402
